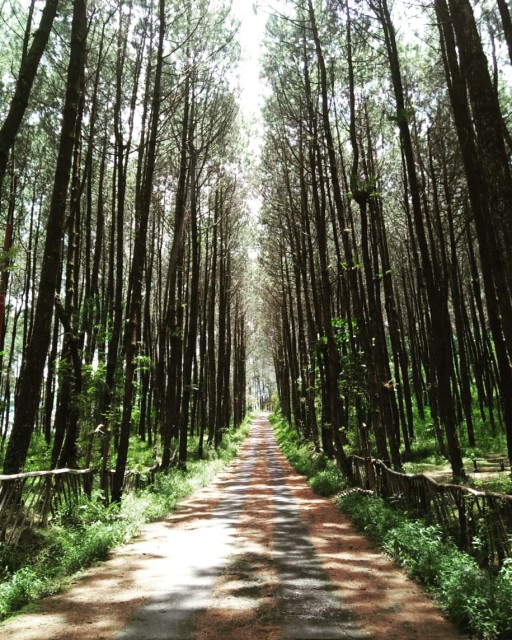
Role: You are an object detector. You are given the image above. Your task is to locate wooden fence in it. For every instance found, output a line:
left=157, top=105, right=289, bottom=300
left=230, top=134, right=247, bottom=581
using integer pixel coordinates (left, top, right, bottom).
left=103, top=467, right=159, bottom=503
left=0, top=466, right=152, bottom=546
left=3, top=452, right=512, bottom=566
left=0, top=468, right=94, bottom=545
left=350, top=455, right=512, bottom=567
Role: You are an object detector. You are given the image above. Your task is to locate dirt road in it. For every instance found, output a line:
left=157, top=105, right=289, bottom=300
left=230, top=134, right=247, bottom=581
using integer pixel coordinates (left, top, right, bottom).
left=0, top=414, right=469, bottom=640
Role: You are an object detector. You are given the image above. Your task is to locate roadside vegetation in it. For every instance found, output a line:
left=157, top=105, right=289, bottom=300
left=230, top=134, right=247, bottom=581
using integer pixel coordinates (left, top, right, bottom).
left=0, top=422, right=250, bottom=620
left=271, top=410, right=512, bottom=640
left=339, top=491, right=512, bottom=640
left=271, top=412, right=348, bottom=497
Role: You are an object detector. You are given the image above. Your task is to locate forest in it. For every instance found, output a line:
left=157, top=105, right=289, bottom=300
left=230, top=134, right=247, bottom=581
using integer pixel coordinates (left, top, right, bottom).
left=259, top=0, right=512, bottom=486
left=0, top=0, right=511, bottom=545
left=0, top=0, right=512, bottom=636
left=0, top=0, right=251, bottom=500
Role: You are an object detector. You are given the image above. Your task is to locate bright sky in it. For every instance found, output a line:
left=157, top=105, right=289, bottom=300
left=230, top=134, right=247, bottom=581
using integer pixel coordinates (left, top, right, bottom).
left=232, top=1, right=268, bottom=120
left=231, top=0, right=269, bottom=230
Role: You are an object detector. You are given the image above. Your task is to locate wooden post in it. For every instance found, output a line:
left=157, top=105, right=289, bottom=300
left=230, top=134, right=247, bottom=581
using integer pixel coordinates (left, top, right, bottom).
left=360, top=422, right=375, bottom=490
left=41, top=475, right=53, bottom=527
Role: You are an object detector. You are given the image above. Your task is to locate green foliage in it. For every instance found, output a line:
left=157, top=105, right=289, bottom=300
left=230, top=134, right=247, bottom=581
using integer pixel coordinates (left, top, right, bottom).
left=52, top=523, right=122, bottom=574
left=331, top=318, right=367, bottom=420
left=0, top=568, right=48, bottom=618
left=0, top=432, right=52, bottom=471
left=459, top=409, right=508, bottom=460
left=383, top=520, right=449, bottom=582
left=495, top=560, right=512, bottom=637
left=0, top=492, right=127, bottom=617
left=0, top=246, right=19, bottom=272
left=272, top=412, right=322, bottom=473
left=125, top=436, right=156, bottom=471
left=308, top=466, right=346, bottom=497
left=401, top=405, right=445, bottom=466
left=338, top=491, right=512, bottom=639
left=80, top=361, right=107, bottom=408
left=271, top=410, right=348, bottom=497
left=218, top=422, right=251, bottom=461
left=336, top=491, right=406, bottom=540
left=347, top=175, right=380, bottom=202
left=289, top=444, right=326, bottom=477
left=471, top=474, right=512, bottom=495
left=386, top=107, right=416, bottom=125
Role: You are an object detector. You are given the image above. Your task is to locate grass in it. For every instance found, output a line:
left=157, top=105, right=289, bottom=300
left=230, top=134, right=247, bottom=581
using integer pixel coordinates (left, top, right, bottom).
left=125, top=435, right=158, bottom=471
left=270, top=410, right=348, bottom=497
left=471, top=474, right=512, bottom=494
left=0, top=419, right=251, bottom=621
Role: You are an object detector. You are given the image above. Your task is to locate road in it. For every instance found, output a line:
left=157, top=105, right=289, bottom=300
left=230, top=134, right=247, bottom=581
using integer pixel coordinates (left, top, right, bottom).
left=0, top=414, right=468, bottom=640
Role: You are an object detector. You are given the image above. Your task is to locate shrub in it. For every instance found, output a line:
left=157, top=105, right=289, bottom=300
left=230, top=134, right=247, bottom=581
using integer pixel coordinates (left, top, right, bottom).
left=383, top=520, right=446, bottom=582
left=337, top=491, right=406, bottom=540
left=309, top=465, right=347, bottom=496
left=271, top=411, right=328, bottom=479
left=495, top=559, right=512, bottom=638
left=0, top=568, right=47, bottom=617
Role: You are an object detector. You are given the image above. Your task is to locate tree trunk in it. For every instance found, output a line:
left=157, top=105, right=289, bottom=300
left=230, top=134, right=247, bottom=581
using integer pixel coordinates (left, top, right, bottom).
left=0, top=0, right=59, bottom=189
left=3, top=0, right=87, bottom=474
left=373, top=0, right=464, bottom=478
left=111, top=0, right=164, bottom=503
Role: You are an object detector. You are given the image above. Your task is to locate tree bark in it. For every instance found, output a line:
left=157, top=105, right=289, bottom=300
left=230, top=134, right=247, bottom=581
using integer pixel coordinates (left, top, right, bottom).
left=0, top=0, right=59, bottom=189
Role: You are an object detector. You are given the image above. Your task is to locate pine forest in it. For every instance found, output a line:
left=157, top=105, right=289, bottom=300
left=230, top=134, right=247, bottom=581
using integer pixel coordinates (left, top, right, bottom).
left=1, top=0, right=512, bottom=637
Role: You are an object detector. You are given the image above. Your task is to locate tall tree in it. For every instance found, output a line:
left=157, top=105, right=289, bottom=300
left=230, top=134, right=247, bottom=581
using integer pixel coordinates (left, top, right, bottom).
left=112, top=0, right=165, bottom=503
left=0, top=0, right=59, bottom=189
left=3, top=0, right=87, bottom=474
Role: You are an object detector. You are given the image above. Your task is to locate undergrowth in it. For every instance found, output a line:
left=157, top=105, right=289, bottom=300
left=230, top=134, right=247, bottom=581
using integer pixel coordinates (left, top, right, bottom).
left=0, top=420, right=251, bottom=620
left=270, top=410, right=512, bottom=640
left=270, top=411, right=348, bottom=497
left=338, top=492, right=512, bottom=640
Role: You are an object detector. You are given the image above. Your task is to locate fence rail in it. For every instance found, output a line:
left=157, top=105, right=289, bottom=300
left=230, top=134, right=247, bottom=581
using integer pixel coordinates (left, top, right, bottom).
left=0, top=468, right=94, bottom=545
left=0, top=466, right=152, bottom=546
left=4, top=453, right=512, bottom=565
left=350, top=455, right=512, bottom=567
